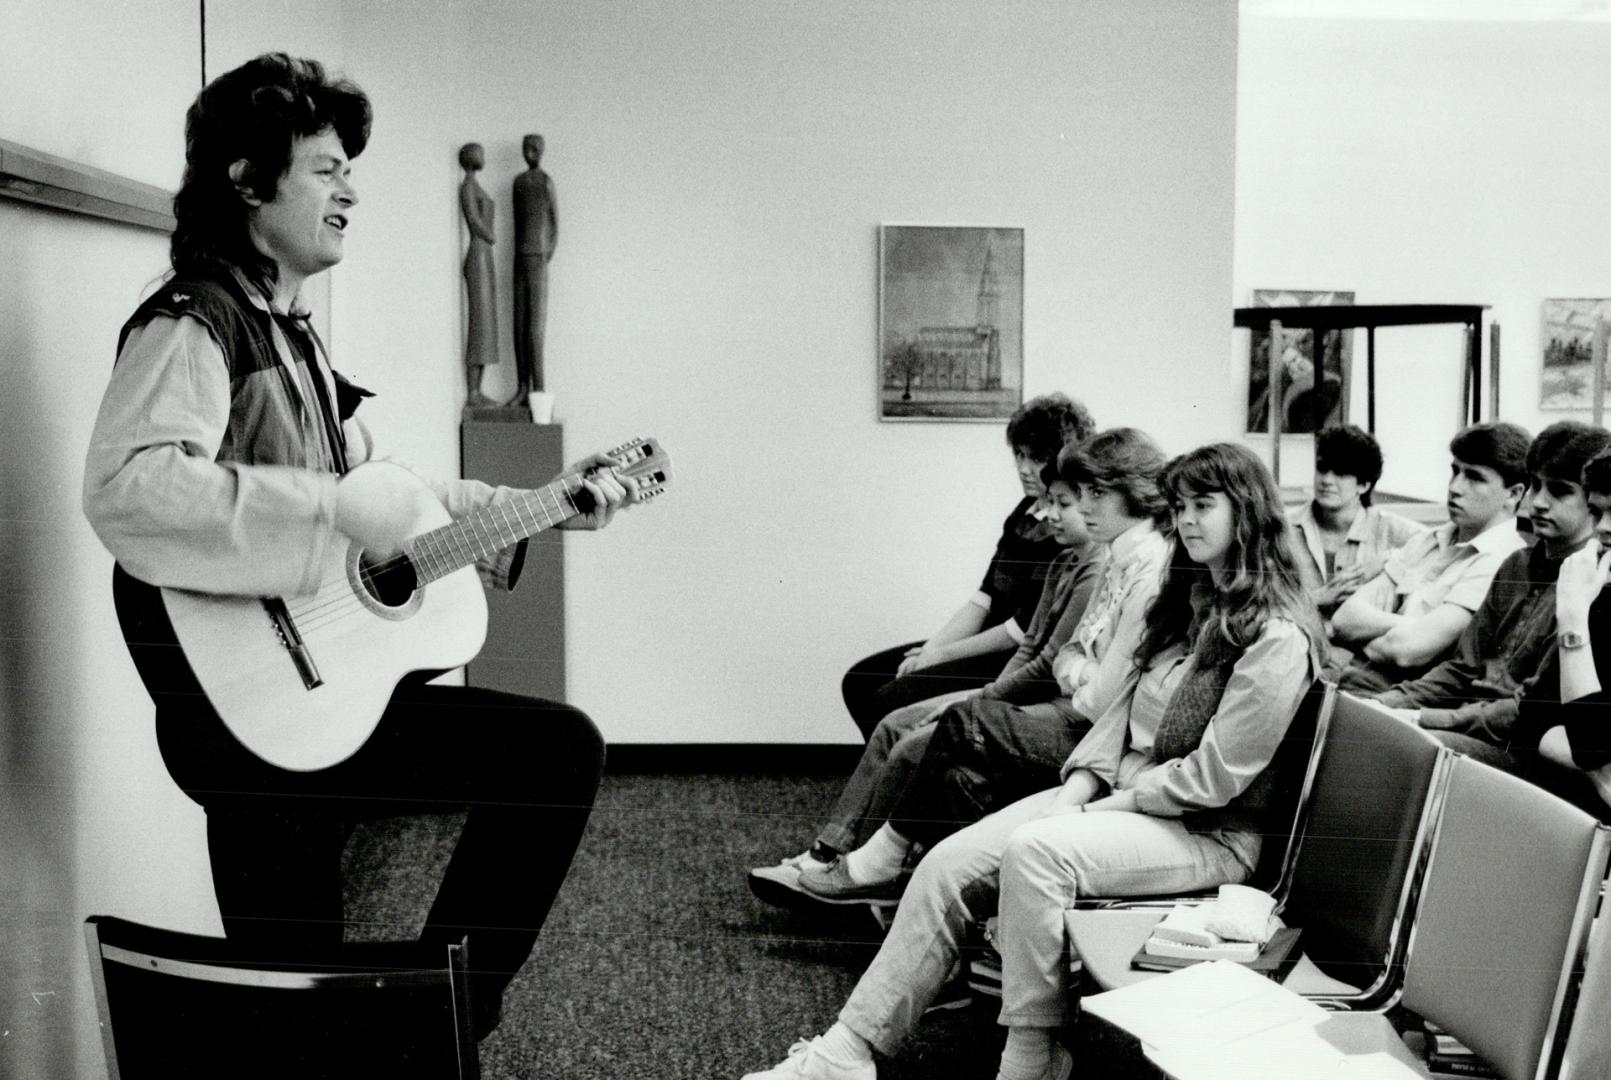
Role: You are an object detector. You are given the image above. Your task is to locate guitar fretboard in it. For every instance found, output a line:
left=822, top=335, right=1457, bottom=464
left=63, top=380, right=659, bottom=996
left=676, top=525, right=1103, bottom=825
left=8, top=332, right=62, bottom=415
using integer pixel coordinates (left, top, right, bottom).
left=404, top=476, right=584, bottom=585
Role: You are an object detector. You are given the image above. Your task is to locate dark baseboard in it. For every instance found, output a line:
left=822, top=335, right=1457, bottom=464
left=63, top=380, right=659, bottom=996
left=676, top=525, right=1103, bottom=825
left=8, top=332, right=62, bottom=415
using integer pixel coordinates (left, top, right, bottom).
left=604, top=742, right=863, bottom=775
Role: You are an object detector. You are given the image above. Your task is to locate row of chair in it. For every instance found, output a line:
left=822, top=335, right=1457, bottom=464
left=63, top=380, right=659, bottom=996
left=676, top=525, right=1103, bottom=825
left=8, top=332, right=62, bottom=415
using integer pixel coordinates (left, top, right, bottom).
left=1059, top=690, right=1611, bottom=1080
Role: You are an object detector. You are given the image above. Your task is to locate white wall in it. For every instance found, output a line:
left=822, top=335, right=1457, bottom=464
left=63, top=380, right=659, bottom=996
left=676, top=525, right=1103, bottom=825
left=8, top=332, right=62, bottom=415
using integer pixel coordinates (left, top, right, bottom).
left=0, top=6, right=207, bottom=1079
left=1234, top=14, right=1611, bottom=500
left=331, top=0, right=1240, bottom=745
left=2, top=2, right=1236, bottom=1073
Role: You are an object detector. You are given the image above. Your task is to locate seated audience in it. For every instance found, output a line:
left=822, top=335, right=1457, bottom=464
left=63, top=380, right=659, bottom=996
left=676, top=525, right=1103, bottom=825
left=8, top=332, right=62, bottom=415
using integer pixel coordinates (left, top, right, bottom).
left=839, top=394, right=1097, bottom=740
left=1328, top=421, right=1531, bottom=693
left=1290, top=424, right=1424, bottom=615
left=1508, top=447, right=1611, bottom=819
left=1373, top=421, right=1611, bottom=759
left=739, top=442, right=1323, bottom=1080
left=749, top=447, right=1106, bottom=905
left=793, top=428, right=1174, bottom=904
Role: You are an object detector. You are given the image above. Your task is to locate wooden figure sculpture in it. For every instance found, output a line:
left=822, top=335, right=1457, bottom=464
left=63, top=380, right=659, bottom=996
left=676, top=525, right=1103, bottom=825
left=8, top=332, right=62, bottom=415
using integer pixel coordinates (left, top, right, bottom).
left=512, top=133, right=558, bottom=402
left=459, top=142, right=499, bottom=407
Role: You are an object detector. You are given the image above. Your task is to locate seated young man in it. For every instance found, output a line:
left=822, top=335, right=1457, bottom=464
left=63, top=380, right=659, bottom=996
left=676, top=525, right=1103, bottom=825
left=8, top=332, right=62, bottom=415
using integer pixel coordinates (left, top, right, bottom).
left=749, top=447, right=1108, bottom=906
left=1290, top=424, right=1425, bottom=616
left=838, top=394, right=1097, bottom=739
left=1372, top=422, right=1611, bottom=759
left=1327, top=421, right=1531, bottom=693
left=1508, top=447, right=1611, bottom=819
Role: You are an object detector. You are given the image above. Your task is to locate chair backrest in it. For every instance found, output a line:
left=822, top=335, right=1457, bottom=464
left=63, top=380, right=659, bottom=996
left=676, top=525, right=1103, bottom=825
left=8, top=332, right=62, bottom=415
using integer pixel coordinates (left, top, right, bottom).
left=1399, top=757, right=1610, bottom=1080
left=1246, top=680, right=1337, bottom=896
left=1559, top=904, right=1611, bottom=1080
left=1279, top=691, right=1450, bottom=1001
left=84, top=916, right=479, bottom=1080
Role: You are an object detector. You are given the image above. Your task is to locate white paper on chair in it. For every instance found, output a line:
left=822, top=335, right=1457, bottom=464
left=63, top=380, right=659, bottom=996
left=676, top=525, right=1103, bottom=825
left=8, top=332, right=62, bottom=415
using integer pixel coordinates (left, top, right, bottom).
left=1083, top=959, right=1325, bottom=1055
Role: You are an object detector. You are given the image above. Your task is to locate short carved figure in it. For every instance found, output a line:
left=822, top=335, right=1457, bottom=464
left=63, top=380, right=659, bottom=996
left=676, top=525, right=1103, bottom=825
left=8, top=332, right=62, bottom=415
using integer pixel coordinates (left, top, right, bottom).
left=512, top=133, right=558, bottom=400
left=458, top=142, right=499, bottom=407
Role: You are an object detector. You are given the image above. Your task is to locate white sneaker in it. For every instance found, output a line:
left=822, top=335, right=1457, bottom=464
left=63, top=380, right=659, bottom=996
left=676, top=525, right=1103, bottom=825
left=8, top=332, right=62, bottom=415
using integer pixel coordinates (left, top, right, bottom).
left=740, top=1037, right=876, bottom=1080
left=748, top=851, right=833, bottom=909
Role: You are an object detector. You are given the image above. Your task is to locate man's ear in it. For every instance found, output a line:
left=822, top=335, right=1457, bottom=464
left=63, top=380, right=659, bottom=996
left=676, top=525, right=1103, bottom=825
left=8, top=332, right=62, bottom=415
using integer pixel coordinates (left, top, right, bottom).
left=1507, top=481, right=1528, bottom=511
left=228, top=159, right=263, bottom=207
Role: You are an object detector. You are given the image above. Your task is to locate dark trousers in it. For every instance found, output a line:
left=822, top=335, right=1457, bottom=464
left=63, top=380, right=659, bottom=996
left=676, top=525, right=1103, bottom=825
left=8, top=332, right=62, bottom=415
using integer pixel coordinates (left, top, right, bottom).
left=840, top=641, right=1015, bottom=741
left=887, top=697, right=1089, bottom=848
left=154, top=678, right=605, bottom=1032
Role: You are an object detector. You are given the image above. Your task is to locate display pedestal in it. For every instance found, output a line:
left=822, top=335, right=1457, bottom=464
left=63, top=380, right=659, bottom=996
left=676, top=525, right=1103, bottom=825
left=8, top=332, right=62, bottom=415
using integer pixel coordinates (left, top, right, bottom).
left=460, top=420, right=565, bottom=701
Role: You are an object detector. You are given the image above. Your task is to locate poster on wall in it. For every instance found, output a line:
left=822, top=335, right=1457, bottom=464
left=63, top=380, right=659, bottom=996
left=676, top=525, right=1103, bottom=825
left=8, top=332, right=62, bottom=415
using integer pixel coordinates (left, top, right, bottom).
left=1539, top=298, right=1611, bottom=411
left=1245, top=288, right=1355, bottom=434
left=879, top=225, right=1024, bottom=422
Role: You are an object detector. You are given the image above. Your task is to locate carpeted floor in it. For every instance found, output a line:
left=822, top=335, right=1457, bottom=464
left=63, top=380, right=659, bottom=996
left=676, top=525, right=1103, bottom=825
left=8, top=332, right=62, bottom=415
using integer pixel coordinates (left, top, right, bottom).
left=342, top=764, right=1007, bottom=1080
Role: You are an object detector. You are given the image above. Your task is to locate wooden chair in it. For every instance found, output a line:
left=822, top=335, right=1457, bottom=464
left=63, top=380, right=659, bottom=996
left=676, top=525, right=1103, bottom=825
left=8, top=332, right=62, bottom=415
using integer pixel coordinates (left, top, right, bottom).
left=1065, top=690, right=1451, bottom=1007
left=84, top=915, right=479, bottom=1079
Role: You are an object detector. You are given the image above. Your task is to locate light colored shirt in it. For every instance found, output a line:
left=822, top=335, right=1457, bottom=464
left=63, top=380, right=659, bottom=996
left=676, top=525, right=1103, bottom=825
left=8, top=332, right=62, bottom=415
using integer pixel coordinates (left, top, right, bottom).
left=1378, top=517, right=1525, bottom=618
left=1063, top=615, right=1314, bottom=818
left=1290, top=503, right=1426, bottom=586
left=1050, top=521, right=1171, bottom=722
left=84, top=279, right=517, bottom=598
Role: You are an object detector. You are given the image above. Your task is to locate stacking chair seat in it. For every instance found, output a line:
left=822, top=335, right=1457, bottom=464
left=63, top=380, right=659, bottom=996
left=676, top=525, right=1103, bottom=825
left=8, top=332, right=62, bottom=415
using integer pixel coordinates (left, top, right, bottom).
left=84, top=915, right=479, bottom=1079
left=1067, top=691, right=1449, bottom=1006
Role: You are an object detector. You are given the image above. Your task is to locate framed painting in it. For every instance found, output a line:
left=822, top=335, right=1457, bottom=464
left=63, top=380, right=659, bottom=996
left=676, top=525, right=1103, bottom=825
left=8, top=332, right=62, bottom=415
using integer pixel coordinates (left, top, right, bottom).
left=879, top=224, right=1024, bottom=422
left=1539, top=298, right=1611, bottom=411
left=1245, top=288, right=1355, bottom=434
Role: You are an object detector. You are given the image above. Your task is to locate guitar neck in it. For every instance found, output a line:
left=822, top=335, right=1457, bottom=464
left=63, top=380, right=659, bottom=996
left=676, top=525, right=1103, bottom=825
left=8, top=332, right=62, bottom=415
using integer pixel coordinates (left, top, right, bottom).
left=405, top=475, right=583, bottom=586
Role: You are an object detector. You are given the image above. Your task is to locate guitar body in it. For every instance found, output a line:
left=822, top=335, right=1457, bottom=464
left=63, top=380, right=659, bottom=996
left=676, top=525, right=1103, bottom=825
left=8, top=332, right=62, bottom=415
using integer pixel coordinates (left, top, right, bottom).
left=161, top=464, right=488, bottom=772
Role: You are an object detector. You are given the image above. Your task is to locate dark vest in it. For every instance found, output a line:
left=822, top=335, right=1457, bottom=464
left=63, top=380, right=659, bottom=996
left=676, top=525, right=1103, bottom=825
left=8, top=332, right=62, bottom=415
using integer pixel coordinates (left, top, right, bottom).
left=117, top=271, right=370, bottom=475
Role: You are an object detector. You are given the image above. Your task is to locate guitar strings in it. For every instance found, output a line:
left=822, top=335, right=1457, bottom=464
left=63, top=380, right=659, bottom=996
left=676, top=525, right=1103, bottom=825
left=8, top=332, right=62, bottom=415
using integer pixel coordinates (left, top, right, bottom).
left=281, top=446, right=660, bottom=633
left=282, top=480, right=586, bottom=634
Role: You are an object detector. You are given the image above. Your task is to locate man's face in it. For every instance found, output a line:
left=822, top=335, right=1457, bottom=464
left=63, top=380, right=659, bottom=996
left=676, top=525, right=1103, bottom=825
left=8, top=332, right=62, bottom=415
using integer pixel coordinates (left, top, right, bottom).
left=246, top=128, right=356, bottom=282
left=1013, top=449, right=1049, bottom=500
left=1588, top=491, right=1611, bottom=548
left=1446, top=457, right=1517, bottom=534
left=1527, top=473, right=1595, bottom=547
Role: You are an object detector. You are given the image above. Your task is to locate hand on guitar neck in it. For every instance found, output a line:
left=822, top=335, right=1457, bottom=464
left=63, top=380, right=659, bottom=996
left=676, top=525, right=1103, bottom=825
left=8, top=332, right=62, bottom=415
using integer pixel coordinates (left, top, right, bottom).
left=335, top=448, right=639, bottom=556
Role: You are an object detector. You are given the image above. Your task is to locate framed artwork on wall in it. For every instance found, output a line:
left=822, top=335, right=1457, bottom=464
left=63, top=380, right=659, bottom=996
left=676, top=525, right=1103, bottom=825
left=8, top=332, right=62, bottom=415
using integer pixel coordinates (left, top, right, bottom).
left=1245, top=288, right=1355, bottom=434
left=878, top=224, right=1024, bottom=422
left=1539, top=298, right=1611, bottom=411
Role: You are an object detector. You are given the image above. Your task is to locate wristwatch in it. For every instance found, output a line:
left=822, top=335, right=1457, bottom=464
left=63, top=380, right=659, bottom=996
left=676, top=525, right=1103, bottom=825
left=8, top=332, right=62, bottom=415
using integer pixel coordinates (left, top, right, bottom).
left=1560, top=628, right=1589, bottom=650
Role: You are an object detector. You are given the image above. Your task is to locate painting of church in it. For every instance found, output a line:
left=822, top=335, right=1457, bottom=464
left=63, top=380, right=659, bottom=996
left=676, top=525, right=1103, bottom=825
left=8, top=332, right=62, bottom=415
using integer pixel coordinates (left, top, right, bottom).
left=880, top=225, right=1023, bottom=421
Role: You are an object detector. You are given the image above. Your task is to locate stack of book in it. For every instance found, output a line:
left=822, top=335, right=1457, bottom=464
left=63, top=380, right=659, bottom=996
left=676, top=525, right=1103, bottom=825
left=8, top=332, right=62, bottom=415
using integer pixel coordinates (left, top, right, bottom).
left=1132, top=904, right=1302, bottom=976
left=1422, top=1023, right=1498, bottom=1077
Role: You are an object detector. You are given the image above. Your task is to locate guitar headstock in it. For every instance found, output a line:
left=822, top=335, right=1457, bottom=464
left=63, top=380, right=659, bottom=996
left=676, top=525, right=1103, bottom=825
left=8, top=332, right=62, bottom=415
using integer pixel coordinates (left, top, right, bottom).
left=603, top=436, right=673, bottom=505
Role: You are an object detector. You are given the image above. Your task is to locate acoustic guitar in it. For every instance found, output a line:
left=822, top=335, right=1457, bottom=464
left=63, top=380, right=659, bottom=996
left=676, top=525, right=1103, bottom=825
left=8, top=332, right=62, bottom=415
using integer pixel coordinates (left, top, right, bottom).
left=116, top=437, right=670, bottom=771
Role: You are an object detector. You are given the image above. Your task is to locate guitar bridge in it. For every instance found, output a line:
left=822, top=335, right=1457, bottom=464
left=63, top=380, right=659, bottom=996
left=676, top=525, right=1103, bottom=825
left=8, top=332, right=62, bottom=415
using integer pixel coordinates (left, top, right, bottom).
left=263, top=597, right=324, bottom=690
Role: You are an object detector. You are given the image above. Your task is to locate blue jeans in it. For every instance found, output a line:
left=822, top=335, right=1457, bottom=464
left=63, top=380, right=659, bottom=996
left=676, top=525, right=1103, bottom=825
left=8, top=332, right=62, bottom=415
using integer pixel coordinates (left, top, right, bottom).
left=838, top=788, right=1255, bottom=1054
left=816, top=691, right=972, bottom=853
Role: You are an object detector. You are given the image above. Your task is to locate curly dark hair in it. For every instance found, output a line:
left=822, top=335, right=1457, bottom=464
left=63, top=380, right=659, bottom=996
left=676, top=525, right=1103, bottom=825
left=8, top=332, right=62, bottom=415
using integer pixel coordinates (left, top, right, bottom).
left=171, top=53, right=371, bottom=289
left=1314, top=425, right=1384, bottom=507
left=1005, top=394, right=1097, bottom=464
left=1526, top=421, right=1611, bottom=487
left=1135, top=443, right=1323, bottom=668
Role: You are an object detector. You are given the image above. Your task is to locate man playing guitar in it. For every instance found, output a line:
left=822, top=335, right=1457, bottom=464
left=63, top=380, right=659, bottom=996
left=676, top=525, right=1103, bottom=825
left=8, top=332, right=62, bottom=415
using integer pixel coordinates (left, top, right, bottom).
left=82, top=53, right=634, bottom=1042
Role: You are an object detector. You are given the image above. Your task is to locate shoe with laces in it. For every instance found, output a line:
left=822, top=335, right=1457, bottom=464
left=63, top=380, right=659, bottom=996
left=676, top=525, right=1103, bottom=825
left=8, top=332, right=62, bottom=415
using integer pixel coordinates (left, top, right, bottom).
left=740, top=1037, right=876, bottom=1080
left=748, top=850, right=834, bottom=909
left=796, top=857, right=905, bottom=905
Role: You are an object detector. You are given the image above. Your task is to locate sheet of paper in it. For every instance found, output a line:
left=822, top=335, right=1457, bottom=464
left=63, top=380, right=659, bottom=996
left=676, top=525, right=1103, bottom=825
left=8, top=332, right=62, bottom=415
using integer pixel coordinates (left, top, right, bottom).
left=1083, top=959, right=1327, bottom=1055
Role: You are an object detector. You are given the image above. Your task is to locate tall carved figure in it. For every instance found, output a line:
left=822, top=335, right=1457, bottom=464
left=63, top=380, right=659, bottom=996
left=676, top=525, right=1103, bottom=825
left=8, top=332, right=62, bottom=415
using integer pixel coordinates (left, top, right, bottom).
left=512, top=133, right=558, bottom=399
left=458, top=142, right=499, bottom=407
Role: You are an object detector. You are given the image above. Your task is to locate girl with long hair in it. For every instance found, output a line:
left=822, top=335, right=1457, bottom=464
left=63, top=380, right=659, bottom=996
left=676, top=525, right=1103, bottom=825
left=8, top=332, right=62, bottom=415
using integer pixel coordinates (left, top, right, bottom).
left=740, top=442, right=1324, bottom=1080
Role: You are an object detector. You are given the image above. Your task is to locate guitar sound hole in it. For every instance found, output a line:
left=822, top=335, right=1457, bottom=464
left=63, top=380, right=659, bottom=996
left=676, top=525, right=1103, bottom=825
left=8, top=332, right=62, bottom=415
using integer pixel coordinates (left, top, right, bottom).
left=358, top=553, right=420, bottom=608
